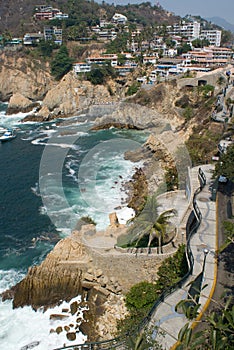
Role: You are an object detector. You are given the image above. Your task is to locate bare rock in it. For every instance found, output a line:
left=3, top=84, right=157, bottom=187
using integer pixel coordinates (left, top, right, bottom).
left=7, top=235, right=87, bottom=309
left=0, top=53, right=54, bottom=101
left=81, top=281, right=97, bottom=289
left=70, top=301, right=79, bottom=315
left=66, top=332, right=76, bottom=341
left=56, top=327, right=63, bottom=334
left=109, top=213, right=119, bottom=228
left=83, top=272, right=95, bottom=282
left=49, top=314, right=69, bottom=321
left=6, top=93, right=40, bottom=114
left=95, top=269, right=103, bottom=278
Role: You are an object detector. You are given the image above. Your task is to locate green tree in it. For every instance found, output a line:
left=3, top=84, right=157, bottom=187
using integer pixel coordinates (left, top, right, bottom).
left=37, top=39, right=57, bottom=57
left=192, top=38, right=210, bottom=48
left=127, top=195, right=177, bottom=253
left=50, top=45, right=73, bottom=80
left=213, top=145, right=234, bottom=181
left=177, top=43, right=191, bottom=55
left=86, top=64, right=116, bottom=85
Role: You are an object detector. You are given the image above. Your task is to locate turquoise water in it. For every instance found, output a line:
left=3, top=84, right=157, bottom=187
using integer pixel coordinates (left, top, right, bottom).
left=0, top=103, right=148, bottom=349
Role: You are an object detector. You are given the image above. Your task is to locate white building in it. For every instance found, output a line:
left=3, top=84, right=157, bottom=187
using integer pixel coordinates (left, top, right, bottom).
left=73, top=62, right=91, bottom=74
left=23, top=32, right=43, bottom=45
left=112, top=13, right=127, bottom=24
left=86, top=54, right=118, bottom=67
left=167, top=21, right=200, bottom=40
left=200, top=30, right=222, bottom=47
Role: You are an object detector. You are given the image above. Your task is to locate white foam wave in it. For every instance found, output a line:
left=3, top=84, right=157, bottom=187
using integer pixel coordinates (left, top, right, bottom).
left=31, top=182, right=41, bottom=197
left=0, top=270, right=86, bottom=350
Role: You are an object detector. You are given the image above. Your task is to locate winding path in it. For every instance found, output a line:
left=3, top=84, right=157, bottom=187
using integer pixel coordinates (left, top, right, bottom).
left=149, top=165, right=217, bottom=349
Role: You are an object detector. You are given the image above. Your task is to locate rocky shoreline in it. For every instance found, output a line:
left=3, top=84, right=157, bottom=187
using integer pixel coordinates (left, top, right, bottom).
left=1, top=55, right=228, bottom=344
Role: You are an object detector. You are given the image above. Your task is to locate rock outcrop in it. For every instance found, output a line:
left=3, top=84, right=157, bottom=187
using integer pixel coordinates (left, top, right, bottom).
left=0, top=52, right=54, bottom=101
left=92, top=102, right=166, bottom=130
left=24, top=73, right=120, bottom=121
left=6, top=92, right=40, bottom=114
left=1, top=223, right=165, bottom=340
left=3, top=235, right=86, bottom=309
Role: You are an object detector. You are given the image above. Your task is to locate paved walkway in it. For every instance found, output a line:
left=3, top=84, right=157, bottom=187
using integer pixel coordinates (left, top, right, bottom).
left=149, top=164, right=217, bottom=349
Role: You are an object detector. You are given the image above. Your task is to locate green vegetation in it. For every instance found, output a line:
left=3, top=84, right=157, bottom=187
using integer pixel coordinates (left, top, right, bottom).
left=117, top=245, right=188, bottom=335
left=86, top=64, right=116, bottom=85
left=191, top=38, right=210, bottom=48
left=198, top=84, right=215, bottom=98
left=157, top=244, right=188, bottom=290
left=183, top=106, right=194, bottom=121
left=213, top=145, right=234, bottom=181
left=175, top=296, right=234, bottom=349
left=126, top=82, right=141, bottom=96
left=186, top=124, right=222, bottom=166
left=126, top=329, right=163, bottom=350
left=50, top=45, right=73, bottom=80
left=164, top=166, right=178, bottom=191
left=218, top=220, right=234, bottom=253
left=217, top=76, right=226, bottom=87
left=37, top=39, right=59, bottom=57
left=105, top=32, right=129, bottom=53
left=121, top=194, right=177, bottom=253
left=177, top=43, right=191, bottom=55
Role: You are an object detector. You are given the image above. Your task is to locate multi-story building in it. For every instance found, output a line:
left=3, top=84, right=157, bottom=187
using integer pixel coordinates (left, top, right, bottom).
left=86, top=54, right=118, bottom=67
left=23, top=32, right=43, bottom=45
left=200, top=30, right=222, bottom=47
left=167, top=21, right=200, bottom=40
left=182, top=46, right=233, bottom=66
left=34, top=6, right=68, bottom=21
left=73, top=62, right=91, bottom=74
left=210, top=46, right=233, bottom=60
left=44, top=26, right=62, bottom=45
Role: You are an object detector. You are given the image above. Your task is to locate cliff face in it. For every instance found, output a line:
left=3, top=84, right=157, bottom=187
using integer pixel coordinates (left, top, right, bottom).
left=7, top=234, right=86, bottom=309
left=4, top=69, right=120, bottom=120
left=35, top=72, right=118, bottom=120
left=0, top=52, right=54, bottom=102
left=1, top=226, right=163, bottom=340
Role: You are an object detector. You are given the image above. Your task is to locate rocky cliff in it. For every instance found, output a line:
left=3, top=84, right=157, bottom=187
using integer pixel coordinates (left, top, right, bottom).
left=1, top=224, right=164, bottom=340
left=0, top=52, right=54, bottom=102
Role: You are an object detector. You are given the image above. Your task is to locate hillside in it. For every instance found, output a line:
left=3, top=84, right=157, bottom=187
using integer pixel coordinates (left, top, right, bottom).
left=0, top=0, right=180, bottom=35
left=206, top=16, right=234, bottom=33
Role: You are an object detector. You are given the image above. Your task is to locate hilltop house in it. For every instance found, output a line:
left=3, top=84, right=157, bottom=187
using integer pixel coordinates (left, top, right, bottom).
left=112, top=13, right=127, bottom=25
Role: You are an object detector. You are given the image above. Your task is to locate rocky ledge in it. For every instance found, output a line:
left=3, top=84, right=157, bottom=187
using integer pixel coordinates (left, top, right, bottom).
left=1, top=227, right=128, bottom=341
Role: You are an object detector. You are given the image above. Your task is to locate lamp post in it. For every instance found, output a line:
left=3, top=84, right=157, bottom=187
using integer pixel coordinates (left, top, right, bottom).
left=202, top=248, right=209, bottom=274
left=181, top=231, right=184, bottom=244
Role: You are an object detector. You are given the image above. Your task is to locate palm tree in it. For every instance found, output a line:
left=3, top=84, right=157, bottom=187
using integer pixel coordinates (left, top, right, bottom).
left=128, top=195, right=177, bottom=253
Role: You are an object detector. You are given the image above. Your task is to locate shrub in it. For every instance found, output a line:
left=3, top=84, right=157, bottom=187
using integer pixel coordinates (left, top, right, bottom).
left=126, top=82, right=140, bottom=96
left=183, top=106, right=194, bottom=120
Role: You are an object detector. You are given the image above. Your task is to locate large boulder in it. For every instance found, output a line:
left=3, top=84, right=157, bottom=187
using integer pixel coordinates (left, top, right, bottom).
left=6, top=93, right=40, bottom=114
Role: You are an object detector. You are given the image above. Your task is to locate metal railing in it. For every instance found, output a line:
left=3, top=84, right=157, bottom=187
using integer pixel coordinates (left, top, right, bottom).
left=55, top=168, right=206, bottom=350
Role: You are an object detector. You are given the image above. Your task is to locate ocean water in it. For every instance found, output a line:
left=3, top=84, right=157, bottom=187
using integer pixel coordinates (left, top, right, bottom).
left=0, top=102, right=147, bottom=349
